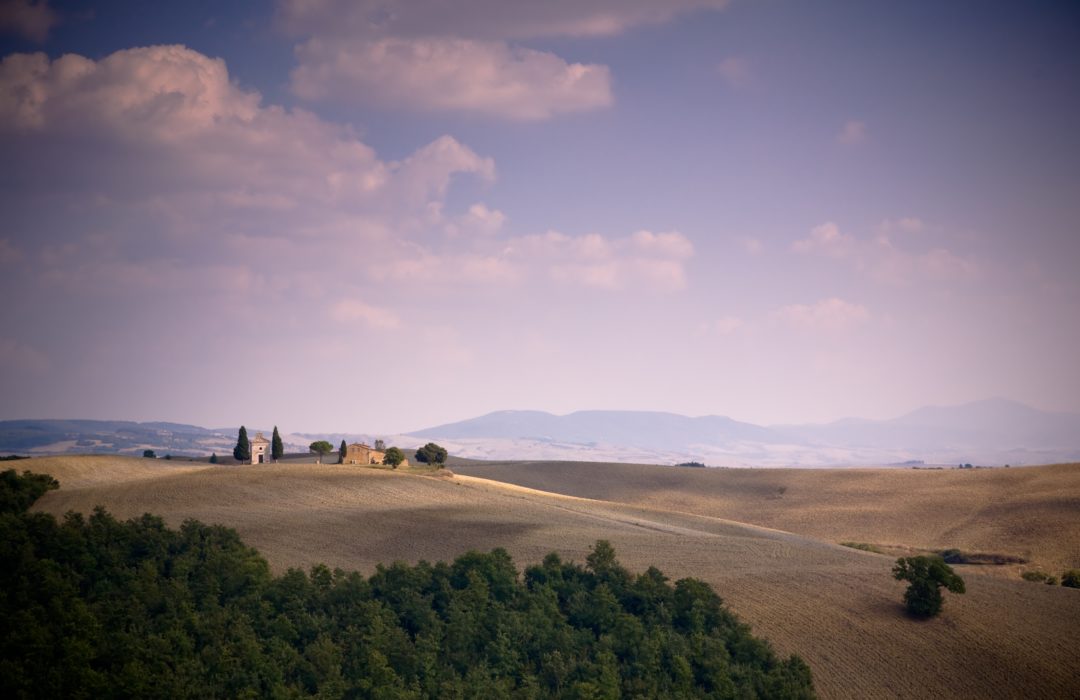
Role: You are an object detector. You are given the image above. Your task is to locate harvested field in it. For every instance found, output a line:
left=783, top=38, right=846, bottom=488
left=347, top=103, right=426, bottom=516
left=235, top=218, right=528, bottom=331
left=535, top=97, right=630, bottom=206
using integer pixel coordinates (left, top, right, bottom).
left=28, top=455, right=1080, bottom=699
left=454, top=461, right=1080, bottom=575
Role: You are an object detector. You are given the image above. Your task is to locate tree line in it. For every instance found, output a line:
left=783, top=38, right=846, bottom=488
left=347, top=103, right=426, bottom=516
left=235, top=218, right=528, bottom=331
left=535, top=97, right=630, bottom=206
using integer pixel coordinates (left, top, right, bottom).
left=0, top=469, right=814, bottom=698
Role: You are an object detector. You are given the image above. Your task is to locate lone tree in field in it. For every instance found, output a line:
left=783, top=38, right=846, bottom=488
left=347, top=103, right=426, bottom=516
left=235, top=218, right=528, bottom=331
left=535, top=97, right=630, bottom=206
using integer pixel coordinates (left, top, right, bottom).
left=414, top=442, right=448, bottom=467
left=337, top=440, right=347, bottom=464
left=233, top=426, right=250, bottom=462
left=309, top=440, right=334, bottom=464
left=142, top=449, right=155, bottom=459
left=271, top=426, right=284, bottom=461
left=383, top=446, right=405, bottom=468
left=893, top=555, right=965, bottom=618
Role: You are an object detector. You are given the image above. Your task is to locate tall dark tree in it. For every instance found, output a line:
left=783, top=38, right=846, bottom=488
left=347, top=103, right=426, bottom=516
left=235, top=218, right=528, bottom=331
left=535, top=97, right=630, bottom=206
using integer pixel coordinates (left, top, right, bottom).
left=338, top=440, right=347, bottom=464
left=233, top=426, right=250, bottom=462
left=271, top=426, right=284, bottom=461
left=373, top=439, right=386, bottom=451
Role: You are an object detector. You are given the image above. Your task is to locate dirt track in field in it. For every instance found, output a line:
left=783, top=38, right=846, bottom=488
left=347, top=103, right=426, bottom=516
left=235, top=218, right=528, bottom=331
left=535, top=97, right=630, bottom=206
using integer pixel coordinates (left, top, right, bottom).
left=28, top=455, right=1080, bottom=699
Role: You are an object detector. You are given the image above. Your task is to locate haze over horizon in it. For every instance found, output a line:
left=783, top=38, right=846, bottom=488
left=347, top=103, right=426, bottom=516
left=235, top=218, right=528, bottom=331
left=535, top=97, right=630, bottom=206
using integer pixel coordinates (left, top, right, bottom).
left=2, top=1, right=1079, bottom=434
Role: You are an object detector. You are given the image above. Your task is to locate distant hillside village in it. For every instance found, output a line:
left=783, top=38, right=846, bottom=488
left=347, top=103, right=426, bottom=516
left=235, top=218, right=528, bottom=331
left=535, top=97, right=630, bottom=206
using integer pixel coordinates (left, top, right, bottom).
left=223, top=425, right=447, bottom=469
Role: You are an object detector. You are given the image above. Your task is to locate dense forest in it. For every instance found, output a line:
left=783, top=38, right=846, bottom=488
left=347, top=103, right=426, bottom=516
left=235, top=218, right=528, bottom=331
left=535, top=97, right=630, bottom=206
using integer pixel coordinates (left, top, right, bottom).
left=0, top=469, right=814, bottom=698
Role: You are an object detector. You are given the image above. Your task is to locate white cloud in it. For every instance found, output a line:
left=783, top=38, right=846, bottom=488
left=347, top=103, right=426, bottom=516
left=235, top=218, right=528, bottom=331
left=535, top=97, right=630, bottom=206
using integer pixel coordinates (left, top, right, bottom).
left=837, top=119, right=867, bottom=145
left=775, top=298, right=870, bottom=330
left=447, top=203, right=507, bottom=237
left=0, top=46, right=493, bottom=237
left=793, top=219, right=980, bottom=285
left=0, top=0, right=55, bottom=42
left=291, top=37, right=612, bottom=120
left=791, top=221, right=853, bottom=257
left=329, top=299, right=401, bottom=328
left=716, top=57, right=749, bottom=88
left=515, top=229, right=694, bottom=291
left=278, top=0, right=731, bottom=40
left=282, top=0, right=731, bottom=120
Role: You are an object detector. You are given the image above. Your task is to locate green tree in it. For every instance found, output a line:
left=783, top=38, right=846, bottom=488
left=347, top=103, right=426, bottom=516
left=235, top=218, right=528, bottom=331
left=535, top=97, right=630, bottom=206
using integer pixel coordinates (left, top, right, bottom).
left=309, top=440, right=333, bottom=464
left=143, top=449, right=156, bottom=459
left=383, top=447, right=405, bottom=468
left=1062, top=569, right=1080, bottom=588
left=234, top=426, right=250, bottom=462
left=374, top=439, right=386, bottom=451
left=892, top=556, right=965, bottom=618
left=209, top=453, right=218, bottom=464
left=271, top=426, right=284, bottom=461
left=415, top=442, right=448, bottom=466
left=337, top=440, right=347, bottom=464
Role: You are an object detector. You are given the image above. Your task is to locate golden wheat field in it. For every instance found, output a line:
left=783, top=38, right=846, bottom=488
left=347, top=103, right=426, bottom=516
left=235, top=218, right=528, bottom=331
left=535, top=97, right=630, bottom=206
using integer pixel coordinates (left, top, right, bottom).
left=26, top=455, right=1080, bottom=699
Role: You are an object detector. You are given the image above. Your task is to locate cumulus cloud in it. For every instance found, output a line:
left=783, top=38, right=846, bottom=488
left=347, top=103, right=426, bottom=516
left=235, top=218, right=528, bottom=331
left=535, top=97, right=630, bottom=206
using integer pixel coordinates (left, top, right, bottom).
left=278, top=0, right=730, bottom=40
left=291, top=37, right=612, bottom=120
left=775, top=298, right=870, bottom=330
left=446, top=203, right=507, bottom=237
left=0, top=0, right=55, bottom=42
left=791, top=221, right=853, bottom=257
left=837, top=119, right=867, bottom=145
left=513, top=229, right=694, bottom=291
left=282, top=0, right=731, bottom=120
left=793, top=219, right=980, bottom=284
left=0, top=46, right=493, bottom=235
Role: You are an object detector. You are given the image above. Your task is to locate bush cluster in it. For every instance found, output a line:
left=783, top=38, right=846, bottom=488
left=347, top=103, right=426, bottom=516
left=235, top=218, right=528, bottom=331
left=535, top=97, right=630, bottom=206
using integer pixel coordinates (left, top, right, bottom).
left=0, top=470, right=814, bottom=698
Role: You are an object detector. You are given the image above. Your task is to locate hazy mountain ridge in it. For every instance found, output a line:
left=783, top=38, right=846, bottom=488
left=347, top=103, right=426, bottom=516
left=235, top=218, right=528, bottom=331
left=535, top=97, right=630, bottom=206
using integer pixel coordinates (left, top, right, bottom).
left=3, top=399, right=1078, bottom=466
left=409, top=399, right=1080, bottom=466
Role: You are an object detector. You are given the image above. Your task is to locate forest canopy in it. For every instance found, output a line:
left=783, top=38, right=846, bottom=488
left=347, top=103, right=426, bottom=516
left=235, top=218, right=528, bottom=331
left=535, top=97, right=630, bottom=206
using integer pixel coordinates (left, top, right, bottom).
left=0, top=470, right=814, bottom=698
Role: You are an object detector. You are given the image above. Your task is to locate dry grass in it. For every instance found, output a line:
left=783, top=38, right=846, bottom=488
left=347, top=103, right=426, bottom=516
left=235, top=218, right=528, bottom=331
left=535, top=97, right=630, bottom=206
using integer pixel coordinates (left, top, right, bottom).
left=27, top=455, right=1080, bottom=699
left=455, top=461, right=1080, bottom=574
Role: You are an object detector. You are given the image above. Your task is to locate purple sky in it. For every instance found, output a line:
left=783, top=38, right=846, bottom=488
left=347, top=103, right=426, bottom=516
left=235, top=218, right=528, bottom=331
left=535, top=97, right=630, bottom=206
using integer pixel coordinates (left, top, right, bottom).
left=1, top=0, right=1078, bottom=433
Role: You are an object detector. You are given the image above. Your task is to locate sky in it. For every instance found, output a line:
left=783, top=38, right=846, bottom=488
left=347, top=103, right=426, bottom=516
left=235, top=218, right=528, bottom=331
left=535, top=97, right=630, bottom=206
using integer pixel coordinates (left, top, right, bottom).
left=1, top=0, right=1078, bottom=434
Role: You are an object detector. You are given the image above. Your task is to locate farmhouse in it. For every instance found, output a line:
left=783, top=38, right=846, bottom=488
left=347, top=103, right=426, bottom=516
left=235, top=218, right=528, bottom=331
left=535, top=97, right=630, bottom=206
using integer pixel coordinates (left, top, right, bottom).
left=345, top=443, right=385, bottom=465
left=249, top=432, right=270, bottom=464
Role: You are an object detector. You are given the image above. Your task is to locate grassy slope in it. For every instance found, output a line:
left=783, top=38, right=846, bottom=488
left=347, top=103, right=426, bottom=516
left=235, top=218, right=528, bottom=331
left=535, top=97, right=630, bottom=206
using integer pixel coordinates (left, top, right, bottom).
left=27, top=455, right=1080, bottom=700
left=453, top=461, right=1080, bottom=574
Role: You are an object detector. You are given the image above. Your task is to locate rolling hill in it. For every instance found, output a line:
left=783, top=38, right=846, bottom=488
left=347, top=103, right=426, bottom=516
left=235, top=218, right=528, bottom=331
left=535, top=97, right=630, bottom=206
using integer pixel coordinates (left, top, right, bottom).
left=25, top=454, right=1080, bottom=700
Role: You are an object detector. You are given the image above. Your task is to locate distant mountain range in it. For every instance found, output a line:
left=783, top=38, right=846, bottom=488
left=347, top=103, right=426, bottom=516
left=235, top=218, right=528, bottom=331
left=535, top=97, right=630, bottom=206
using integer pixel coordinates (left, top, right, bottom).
left=407, top=399, right=1080, bottom=466
left=2, top=398, right=1078, bottom=466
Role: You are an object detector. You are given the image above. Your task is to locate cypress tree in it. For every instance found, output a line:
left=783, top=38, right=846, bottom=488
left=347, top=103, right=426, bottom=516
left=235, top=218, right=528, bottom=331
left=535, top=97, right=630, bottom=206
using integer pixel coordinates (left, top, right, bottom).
left=271, top=426, right=284, bottom=461
left=337, top=439, right=347, bottom=464
left=233, top=426, right=251, bottom=462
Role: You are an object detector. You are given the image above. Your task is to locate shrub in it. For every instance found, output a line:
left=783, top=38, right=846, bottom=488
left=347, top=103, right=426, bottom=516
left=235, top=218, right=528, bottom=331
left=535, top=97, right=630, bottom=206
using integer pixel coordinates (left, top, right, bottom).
left=841, top=542, right=883, bottom=554
left=1062, top=569, right=1080, bottom=588
left=142, top=449, right=156, bottom=459
left=1021, top=571, right=1057, bottom=585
